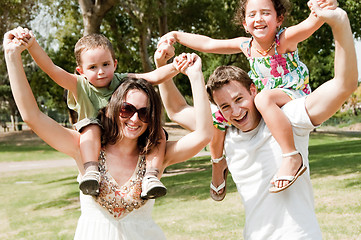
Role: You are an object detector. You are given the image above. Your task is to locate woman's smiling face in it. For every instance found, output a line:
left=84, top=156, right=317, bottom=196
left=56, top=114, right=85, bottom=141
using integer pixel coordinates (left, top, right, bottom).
left=119, top=89, right=149, bottom=140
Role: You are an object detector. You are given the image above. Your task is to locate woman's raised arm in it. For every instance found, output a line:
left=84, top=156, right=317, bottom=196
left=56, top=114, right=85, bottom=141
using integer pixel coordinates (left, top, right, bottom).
left=4, top=30, right=82, bottom=166
left=163, top=54, right=213, bottom=167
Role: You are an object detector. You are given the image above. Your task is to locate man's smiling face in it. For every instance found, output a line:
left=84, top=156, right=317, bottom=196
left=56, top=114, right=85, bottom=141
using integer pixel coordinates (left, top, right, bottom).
left=213, top=80, right=261, bottom=132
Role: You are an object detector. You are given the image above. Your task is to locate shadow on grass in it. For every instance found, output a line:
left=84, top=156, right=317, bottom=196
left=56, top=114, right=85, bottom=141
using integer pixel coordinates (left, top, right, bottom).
left=159, top=156, right=238, bottom=202
left=31, top=131, right=361, bottom=210
left=309, top=133, right=361, bottom=181
left=0, top=144, right=55, bottom=153
left=44, top=175, right=77, bottom=184
left=34, top=174, right=79, bottom=211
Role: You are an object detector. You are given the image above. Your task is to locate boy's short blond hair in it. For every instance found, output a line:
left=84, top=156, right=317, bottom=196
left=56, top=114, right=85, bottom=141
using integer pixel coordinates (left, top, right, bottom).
left=74, top=33, right=116, bottom=66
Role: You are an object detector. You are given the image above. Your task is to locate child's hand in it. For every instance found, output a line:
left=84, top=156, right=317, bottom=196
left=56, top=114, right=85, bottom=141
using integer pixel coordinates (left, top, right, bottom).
left=308, top=0, right=345, bottom=25
left=308, top=0, right=338, bottom=16
left=316, top=0, right=337, bottom=10
left=154, top=42, right=175, bottom=67
left=3, top=28, right=32, bottom=54
left=173, top=53, right=201, bottom=76
left=157, top=32, right=176, bottom=48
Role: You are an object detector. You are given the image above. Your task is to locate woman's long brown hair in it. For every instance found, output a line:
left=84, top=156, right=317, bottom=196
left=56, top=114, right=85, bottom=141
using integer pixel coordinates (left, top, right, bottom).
left=100, top=77, right=163, bottom=155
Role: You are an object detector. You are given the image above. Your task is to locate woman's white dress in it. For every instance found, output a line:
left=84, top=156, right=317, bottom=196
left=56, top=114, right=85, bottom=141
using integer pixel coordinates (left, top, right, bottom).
left=74, top=151, right=166, bottom=240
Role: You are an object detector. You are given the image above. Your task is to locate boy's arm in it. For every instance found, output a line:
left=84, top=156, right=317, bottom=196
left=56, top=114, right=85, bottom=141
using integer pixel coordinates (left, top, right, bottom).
left=305, top=4, right=358, bottom=125
left=128, top=62, right=180, bottom=85
left=11, top=27, right=79, bottom=96
left=281, top=0, right=338, bottom=51
left=27, top=36, right=78, bottom=95
left=159, top=31, right=247, bottom=55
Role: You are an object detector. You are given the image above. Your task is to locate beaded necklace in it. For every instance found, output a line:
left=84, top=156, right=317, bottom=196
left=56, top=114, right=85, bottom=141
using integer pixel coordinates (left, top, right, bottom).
left=253, top=38, right=280, bottom=56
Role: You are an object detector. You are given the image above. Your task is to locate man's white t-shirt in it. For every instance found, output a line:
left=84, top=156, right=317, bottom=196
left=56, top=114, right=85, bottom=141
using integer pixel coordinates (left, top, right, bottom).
left=224, top=97, right=322, bottom=240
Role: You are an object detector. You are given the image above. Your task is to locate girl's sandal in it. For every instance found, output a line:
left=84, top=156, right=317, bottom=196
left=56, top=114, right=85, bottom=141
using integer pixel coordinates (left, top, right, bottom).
left=210, top=155, right=228, bottom=201
left=269, top=151, right=307, bottom=193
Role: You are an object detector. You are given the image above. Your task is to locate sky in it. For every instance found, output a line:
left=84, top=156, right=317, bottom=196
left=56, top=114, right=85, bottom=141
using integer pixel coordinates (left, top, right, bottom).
left=356, top=40, right=361, bottom=81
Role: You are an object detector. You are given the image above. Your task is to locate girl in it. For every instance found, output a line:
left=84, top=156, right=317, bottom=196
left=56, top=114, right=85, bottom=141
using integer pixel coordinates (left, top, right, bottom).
left=158, top=0, right=337, bottom=197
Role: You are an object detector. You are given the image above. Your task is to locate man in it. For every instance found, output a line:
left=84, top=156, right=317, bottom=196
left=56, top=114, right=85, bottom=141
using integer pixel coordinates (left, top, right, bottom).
left=156, top=2, right=357, bottom=239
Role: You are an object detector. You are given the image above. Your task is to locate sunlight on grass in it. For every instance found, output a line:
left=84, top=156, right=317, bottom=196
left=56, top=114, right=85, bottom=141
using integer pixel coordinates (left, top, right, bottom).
left=0, top=131, right=360, bottom=239
left=0, top=130, right=68, bottom=162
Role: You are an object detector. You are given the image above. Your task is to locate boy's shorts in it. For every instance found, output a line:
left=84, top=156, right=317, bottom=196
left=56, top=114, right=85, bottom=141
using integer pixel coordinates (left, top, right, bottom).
left=74, top=118, right=102, bottom=132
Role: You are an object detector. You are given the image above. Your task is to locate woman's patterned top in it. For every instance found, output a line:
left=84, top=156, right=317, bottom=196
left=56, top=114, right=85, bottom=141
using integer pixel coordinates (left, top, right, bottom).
left=94, top=150, right=147, bottom=219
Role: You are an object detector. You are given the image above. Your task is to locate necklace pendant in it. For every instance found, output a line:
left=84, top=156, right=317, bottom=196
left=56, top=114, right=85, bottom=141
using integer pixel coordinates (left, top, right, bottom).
left=255, top=40, right=276, bottom=56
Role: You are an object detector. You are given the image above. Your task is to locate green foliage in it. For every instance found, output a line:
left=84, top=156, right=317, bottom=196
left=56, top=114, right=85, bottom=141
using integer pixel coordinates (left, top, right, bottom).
left=0, top=0, right=40, bottom=122
left=1, top=1, right=361, bottom=118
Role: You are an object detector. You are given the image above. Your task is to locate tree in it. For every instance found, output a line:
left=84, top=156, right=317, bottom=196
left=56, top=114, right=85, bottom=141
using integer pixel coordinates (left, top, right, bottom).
left=0, top=0, right=38, bottom=130
left=78, top=0, right=116, bottom=35
left=1, top=0, right=361, bottom=121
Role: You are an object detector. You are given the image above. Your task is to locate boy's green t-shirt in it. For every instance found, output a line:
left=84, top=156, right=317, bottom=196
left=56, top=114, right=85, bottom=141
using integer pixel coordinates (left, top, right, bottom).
left=67, top=73, right=128, bottom=121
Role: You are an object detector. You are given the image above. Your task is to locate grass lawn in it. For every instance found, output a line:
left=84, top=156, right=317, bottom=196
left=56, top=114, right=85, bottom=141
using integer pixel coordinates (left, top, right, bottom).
left=0, top=130, right=68, bottom=162
left=0, top=131, right=361, bottom=239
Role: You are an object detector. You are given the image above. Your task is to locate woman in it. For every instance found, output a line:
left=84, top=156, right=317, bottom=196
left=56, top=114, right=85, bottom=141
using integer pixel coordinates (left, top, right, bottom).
left=4, top=30, right=213, bottom=239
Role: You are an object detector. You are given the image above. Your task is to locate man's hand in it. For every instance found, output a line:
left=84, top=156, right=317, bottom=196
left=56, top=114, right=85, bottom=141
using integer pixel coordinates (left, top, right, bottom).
left=173, top=53, right=202, bottom=77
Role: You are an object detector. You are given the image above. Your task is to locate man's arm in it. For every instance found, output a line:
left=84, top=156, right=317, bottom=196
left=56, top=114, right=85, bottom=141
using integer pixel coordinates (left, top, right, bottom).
left=305, top=4, right=358, bottom=126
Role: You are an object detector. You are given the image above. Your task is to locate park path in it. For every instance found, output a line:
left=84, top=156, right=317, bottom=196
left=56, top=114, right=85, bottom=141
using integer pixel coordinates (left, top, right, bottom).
left=0, top=158, right=76, bottom=173
left=0, top=152, right=210, bottom=173
left=0, top=123, right=210, bottom=173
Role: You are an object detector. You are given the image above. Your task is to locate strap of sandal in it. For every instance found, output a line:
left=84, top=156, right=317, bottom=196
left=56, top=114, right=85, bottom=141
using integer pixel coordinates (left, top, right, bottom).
left=282, top=151, right=299, bottom=158
left=210, top=181, right=226, bottom=192
left=211, top=155, right=225, bottom=163
left=82, top=170, right=100, bottom=182
left=273, top=175, right=295, bottom=182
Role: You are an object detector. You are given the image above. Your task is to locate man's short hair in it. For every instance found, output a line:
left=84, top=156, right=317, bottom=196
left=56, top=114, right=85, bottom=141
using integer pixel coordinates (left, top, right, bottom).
left=206, top=65, right=253, bottom=104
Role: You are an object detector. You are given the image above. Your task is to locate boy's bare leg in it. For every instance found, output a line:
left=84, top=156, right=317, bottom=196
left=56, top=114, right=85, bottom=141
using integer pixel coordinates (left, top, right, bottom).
left=79, top=124, right=101, bottom=195
left=141, top=130, right=167, bottom=199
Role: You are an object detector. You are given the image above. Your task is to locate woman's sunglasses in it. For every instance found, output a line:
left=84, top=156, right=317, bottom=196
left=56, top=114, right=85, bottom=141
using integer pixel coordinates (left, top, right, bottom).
left=120, top=102, right=149, bottom=123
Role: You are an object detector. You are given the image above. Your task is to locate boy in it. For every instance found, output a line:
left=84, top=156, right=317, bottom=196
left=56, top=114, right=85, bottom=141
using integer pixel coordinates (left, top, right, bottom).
left=14, top=28, right=179, bottom=199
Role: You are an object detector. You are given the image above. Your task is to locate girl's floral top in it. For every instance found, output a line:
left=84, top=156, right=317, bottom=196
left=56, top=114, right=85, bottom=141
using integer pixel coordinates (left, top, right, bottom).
left=247, top=28, right=311, bottom=98
left=212, top=28, right=312, bottom=131
left=94, top=150, right=147, bottom=219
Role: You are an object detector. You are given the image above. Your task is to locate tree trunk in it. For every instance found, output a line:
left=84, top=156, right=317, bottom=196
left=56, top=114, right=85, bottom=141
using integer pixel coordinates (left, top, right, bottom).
left=139, top=27, right=153, bottom=72
left=78, top=0, right=116, bottom=35
left=8, top=99, right=17, bottom=131
left=158, top=0, right=168, bottom=36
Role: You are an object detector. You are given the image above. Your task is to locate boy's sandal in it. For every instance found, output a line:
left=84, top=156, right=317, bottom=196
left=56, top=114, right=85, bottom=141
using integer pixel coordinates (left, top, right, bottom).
left=210, top=167, right=229, bottom=201
left=79, top=170, right=101, bottom=196
left=141, top=175, right=167, bottom=200
left=269, top=151, right=307, bottom=193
